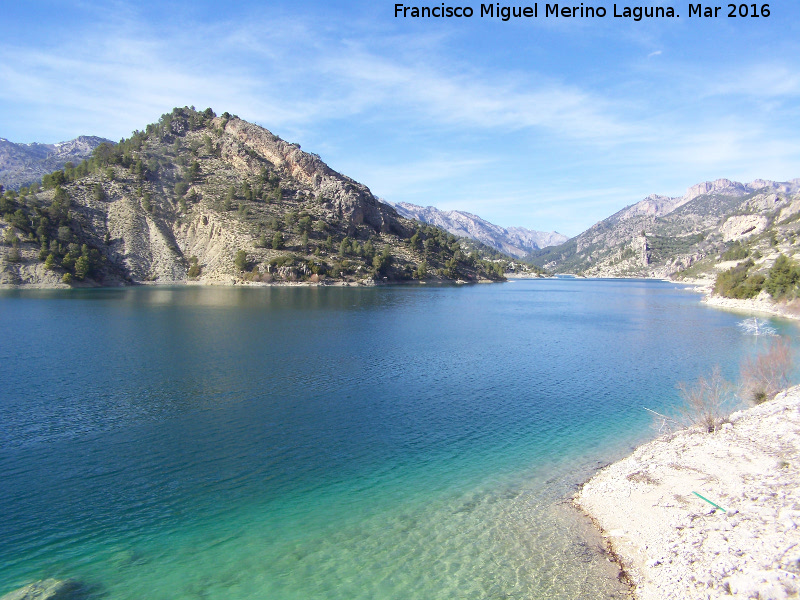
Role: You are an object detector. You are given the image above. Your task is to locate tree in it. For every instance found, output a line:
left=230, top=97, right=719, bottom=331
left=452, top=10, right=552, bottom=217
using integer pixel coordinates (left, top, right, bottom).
left=74, top=255, right=91, bottom=280
left=44, top=253, right=57, bottom=270
left=234, top=250, right=248, bottom=271
left=93, top=184, right=106, bottom=202
left=764, top=254, right=800, bottom=299
left=57, top=226, right=72, bottom=243
left=272, top=232, right=284, bottom=250
left=188, top=256, right=201, bottom=278
left=677, top=366, right=734, bottom=433
left=174, top=182, right=189, bottom=197
left=740, top=337, right=793, bottom=404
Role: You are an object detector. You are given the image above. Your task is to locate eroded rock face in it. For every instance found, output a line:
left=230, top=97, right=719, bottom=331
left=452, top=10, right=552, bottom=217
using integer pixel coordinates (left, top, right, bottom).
left=222, top=118, right=404, bottom=235
left=0, top=579, right=84, bottom=600
left=720, top=214, right=768, bottom=242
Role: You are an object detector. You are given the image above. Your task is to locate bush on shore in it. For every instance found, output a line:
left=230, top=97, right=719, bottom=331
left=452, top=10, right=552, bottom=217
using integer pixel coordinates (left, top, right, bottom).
left=740, top=336, right=793, bottom=404
left=714, top=259, right=765, bottom=299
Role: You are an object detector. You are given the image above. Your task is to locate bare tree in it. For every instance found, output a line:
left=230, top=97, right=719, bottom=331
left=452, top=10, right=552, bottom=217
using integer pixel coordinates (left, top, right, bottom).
left=740, top=336, right=793, bottom=404
left=677, top=366, right=734, bottom=433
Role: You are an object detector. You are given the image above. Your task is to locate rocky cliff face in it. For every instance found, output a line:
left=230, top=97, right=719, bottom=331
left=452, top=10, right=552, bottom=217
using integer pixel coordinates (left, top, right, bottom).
left=0, top=136, right=112, bottom=190
left=529, top=178, right=800, bottom=278
left=0, top=108, right=507, bottom=287
left=386, top=201, right=566, bottom=258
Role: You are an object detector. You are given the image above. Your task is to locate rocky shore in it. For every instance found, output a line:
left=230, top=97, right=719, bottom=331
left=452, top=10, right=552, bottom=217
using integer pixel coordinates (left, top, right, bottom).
left=703, top=294, right=800, bottom=322
left=574, top=387, right=800, bottom=600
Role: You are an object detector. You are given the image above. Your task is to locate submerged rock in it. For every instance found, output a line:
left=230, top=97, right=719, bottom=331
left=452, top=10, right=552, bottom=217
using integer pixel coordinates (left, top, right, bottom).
left=0, top=579, right=85, bottom=600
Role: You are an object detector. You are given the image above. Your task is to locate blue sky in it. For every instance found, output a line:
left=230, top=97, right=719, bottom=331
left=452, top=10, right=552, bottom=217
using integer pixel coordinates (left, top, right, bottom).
left=2, top=0, right=799, bottom=236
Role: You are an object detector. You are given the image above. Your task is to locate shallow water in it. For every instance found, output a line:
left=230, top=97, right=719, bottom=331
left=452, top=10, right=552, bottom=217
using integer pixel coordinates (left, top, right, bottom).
left=0, top=280, right=794, bottom=598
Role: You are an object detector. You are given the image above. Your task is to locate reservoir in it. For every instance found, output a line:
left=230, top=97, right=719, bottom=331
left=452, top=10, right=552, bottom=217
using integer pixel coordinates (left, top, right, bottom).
left=0, top=279, right=792, bottom=599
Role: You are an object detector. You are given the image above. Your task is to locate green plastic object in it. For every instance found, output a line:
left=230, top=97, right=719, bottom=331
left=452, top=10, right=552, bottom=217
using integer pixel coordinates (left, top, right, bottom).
left=692, top=491, right=727, bottom=512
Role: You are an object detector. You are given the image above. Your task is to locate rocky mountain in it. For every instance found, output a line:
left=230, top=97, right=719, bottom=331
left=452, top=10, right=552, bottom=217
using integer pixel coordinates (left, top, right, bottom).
left=0, top=136, right=112, bottom=191
left=386, top=201, right=566, bottom=258
left=0, top=107, right=510, bottom=287
left=528, top=178, right=800, bottom=278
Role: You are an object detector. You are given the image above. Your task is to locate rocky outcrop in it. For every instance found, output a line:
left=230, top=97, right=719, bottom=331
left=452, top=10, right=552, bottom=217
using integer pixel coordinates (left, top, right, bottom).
left=720, top=214, right=768, bottom=242
left=222, top=119, right=404, bottom=235
left=0, top=579, right=86, bottom=600
left=386, top=201, right=566, bottom=257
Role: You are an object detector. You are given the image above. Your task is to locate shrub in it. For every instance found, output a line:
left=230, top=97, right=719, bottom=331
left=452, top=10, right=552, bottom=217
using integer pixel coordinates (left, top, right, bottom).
left=174, top=182, right=189, bottom=197
left=677, top=366, right=734, bottom=433
left=740, top=336, right=793, bottom=404
left=722, top=241, right=749, bottom=261
left=714, top=260, right=764, bottom=299
left=764, top=254, right=800, bottom=299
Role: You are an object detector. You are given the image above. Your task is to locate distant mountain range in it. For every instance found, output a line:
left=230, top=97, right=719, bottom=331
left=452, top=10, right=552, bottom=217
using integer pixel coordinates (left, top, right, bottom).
left=528, top=178, right=800, bottom=279
left=385, top=201, right=567, bottom=258
left=0, top=136, right=112, bottom=190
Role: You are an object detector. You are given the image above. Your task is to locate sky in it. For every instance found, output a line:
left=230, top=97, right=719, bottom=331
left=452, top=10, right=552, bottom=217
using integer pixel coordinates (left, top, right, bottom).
left=2, top=1, right=800, bottom=236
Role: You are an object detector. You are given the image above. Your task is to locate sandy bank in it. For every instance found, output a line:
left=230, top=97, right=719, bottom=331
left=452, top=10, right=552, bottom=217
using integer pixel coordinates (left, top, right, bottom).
left=574, top=388, right=800, bottom=600
left=703, top=295, right=800, bottom=322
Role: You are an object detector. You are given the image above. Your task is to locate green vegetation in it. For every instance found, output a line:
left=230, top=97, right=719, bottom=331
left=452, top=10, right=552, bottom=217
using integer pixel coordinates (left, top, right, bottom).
left=714, top=253, right=800, bottom=300
left=187, top=256, right=201, bottom=279
left=763, top=254, right=800, bottom=299
left=721, top=241, right=750, bottom=261
left=714, top=260, right=765, bottom=299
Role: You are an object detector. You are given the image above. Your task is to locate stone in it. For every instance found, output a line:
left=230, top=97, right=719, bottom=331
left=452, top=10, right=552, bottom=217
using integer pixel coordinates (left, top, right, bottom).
left=0, top=579, right=84, bottom=600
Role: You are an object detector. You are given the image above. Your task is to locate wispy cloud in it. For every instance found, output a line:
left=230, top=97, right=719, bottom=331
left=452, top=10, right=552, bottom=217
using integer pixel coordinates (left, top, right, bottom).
left=1, top=3, right=799, bottom=234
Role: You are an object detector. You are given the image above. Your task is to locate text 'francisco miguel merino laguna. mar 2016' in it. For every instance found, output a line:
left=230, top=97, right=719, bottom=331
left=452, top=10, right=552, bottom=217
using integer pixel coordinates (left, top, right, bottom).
left=393, top=3, right=771, bottom=21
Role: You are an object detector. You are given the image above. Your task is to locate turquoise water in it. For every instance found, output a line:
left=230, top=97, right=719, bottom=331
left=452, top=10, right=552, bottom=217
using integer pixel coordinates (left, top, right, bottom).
left=0, top=279, right=794, bottom=599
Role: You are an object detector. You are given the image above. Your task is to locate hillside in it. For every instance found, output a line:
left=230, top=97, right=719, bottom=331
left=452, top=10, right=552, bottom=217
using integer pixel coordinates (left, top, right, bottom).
left=528, top=178, right=800, bottom=280
left=0, top=136, right=112, bottom=191
left=0, top=107, right=511, bottom=287
left=386, top=201, right=566, bottom=258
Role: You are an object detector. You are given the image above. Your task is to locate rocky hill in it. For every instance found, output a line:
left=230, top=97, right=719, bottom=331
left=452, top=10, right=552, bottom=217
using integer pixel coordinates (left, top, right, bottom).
left=387, top=200, right=566, bottom=258
left=0, top=136, right=112, bottom=191
left=0, top=107, right=510, bottom=287
left=528, top=178, right=800, bottom=279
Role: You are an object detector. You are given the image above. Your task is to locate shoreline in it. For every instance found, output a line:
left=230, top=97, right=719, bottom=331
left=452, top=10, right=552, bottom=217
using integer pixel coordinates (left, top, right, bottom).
left=574, top=387, right=800, bottom=600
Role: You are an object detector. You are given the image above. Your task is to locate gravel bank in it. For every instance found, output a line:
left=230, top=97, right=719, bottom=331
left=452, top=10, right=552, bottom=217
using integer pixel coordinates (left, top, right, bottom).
left=574, top=388, right=800, bottom=600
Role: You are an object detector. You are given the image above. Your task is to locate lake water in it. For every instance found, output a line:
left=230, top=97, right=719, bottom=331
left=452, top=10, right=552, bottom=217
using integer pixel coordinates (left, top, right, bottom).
left=0, top=279, right=794, bottom=599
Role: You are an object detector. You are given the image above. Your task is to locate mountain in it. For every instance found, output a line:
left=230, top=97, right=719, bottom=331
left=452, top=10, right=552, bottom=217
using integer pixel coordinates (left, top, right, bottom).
left=528, top=178, right=800, bottom=279
left=0, top=136, right=112, bottom=191
left=386, top=201, right=567, bottom=258
left=0, top=107, right=510, bottom=287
